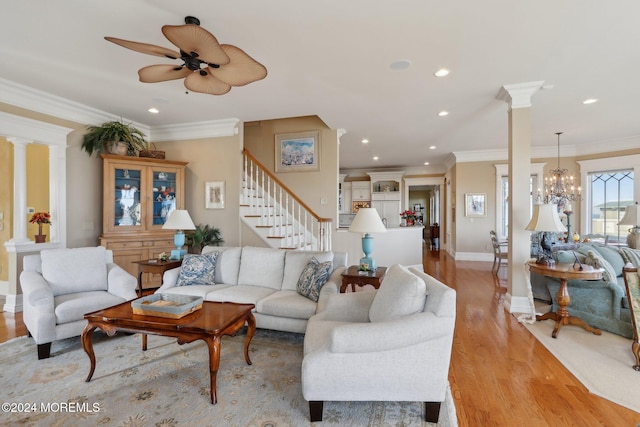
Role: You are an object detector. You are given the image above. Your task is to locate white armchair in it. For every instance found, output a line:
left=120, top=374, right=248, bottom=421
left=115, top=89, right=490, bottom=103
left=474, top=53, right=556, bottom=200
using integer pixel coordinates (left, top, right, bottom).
left=301, top=265, right=456, bottom=423
left=20, top=246, right=137, bottom=359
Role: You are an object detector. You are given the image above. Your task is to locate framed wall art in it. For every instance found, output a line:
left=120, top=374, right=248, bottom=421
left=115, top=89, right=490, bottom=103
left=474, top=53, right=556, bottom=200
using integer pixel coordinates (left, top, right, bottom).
left=275, top=130, right=320, bottom=172
left=465, top=193, right=486, bottom=217
left=205, top=181, right=225, bottom=209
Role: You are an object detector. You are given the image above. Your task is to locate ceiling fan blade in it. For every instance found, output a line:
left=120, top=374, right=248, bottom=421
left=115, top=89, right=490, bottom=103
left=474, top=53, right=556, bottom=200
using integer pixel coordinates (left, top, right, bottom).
left=208, top=44, right=268, bottom=87
left=104, top=37, right=180, bottom=59
left=162, top=24, right=230, bottom=65
left=138, top=64, right=191, bottom=83
left=184, top=71, right=231, bottom=95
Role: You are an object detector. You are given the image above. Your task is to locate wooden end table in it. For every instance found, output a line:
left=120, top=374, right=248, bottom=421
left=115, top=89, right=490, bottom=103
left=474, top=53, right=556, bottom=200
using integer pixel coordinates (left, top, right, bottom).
left=132, top=259, right=182, bottom=295
left=82, top=300, right=256, bottom=405
left=341, top=265, right=387, bottom=293
left=528, top=261, right=604, bottom=338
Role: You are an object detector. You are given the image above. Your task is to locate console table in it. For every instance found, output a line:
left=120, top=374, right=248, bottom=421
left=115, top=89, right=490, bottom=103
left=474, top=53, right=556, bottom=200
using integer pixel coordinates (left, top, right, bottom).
left=528, top=261, right=603, bottom=338
left=340, top=266, right=387, bottom=293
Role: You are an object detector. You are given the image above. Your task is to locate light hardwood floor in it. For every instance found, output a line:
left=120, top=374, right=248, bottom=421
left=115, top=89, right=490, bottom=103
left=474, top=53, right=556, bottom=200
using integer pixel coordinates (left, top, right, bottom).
left=2, top=247, right=639, bottom=426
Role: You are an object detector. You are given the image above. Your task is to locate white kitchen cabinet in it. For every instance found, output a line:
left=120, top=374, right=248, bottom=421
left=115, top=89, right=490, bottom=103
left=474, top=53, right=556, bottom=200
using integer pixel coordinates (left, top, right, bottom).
left=351, top=181, right=371, bottom=201
left=372, top=199, right=401, bottom=228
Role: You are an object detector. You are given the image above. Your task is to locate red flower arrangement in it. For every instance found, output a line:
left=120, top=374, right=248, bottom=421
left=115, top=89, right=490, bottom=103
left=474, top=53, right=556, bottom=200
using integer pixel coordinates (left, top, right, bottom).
left=400, top=210, right=416, bottom=220
left=30, top=212, right=52, bottom=225
left=30, top=212, right=52, bottom=239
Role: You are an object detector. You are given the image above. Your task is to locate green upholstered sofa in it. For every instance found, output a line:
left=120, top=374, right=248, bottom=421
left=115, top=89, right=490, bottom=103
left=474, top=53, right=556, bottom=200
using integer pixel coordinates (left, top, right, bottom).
left=530, top=243, right=635, bottom=338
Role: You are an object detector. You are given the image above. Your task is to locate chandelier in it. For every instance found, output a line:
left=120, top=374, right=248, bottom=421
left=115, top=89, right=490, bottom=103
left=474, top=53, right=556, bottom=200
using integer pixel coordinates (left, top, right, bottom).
left=538, top=132, right=581, bottom=209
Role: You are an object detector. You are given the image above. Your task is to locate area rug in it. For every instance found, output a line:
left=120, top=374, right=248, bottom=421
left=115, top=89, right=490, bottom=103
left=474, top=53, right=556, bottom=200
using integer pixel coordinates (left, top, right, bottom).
left=524, top=316, right=640, bottom=413
left=0, top=329, right=457, bottom=426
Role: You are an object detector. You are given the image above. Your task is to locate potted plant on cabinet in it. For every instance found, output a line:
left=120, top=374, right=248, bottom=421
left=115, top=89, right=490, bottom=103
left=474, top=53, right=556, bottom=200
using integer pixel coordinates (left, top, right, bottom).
left=187, top=224, right=224, bottom=254
left=81, top=120, right=148, bottom=157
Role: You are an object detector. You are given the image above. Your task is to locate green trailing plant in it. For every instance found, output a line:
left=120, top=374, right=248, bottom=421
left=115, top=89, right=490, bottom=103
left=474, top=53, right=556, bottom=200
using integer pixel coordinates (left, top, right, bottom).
left=187, top=224, right=224, bottom=253
left=81, top=120, right=148, bottom=157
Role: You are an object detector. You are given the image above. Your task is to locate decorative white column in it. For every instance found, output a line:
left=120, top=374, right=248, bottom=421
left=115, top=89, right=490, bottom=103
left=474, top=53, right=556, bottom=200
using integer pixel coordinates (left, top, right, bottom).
left=48, top=144, right=67, bottom=247
left=1, top=111, right=72, bottom=312
left=496, top=81, right=544, bottom=315
left=7, top=137, right=32, bottom=244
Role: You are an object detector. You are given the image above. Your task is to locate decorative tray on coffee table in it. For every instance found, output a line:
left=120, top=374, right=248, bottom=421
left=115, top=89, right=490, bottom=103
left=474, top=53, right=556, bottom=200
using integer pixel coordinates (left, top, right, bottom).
left=131, top=294, right=203, bottom=319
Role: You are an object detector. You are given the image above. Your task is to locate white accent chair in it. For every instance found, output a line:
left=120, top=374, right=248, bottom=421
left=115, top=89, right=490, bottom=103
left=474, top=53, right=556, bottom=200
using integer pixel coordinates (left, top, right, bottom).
left=302, top=264, right=456, bottom=423
left=20, top=246, right=137, bottom=359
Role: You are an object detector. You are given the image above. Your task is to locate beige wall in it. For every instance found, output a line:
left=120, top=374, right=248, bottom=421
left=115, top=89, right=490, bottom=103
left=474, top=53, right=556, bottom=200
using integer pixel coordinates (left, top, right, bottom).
left=26, top=144, right=50, bottom=240
left=454, top=161, right=497, bottom=253
left=154, top=131, right=244, bottom=247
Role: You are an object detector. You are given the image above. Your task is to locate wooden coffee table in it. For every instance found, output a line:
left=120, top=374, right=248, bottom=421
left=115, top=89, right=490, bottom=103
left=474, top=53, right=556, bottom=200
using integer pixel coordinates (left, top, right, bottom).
left=81, top=300, right=256, bottom=404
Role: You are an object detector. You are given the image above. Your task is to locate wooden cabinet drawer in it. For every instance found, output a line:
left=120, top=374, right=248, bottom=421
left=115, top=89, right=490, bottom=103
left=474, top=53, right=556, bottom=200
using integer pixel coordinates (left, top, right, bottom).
left=106, top=241, right=143, bottom=249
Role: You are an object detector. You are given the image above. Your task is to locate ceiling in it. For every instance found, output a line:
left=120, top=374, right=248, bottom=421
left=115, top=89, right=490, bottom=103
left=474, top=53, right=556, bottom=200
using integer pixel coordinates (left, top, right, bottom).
left=2, top=1, right=640, bottom=172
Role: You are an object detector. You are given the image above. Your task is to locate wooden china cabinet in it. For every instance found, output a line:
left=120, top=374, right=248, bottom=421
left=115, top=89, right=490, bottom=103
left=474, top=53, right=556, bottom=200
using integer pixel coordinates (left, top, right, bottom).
left=100, top=154, right=188, bottom=290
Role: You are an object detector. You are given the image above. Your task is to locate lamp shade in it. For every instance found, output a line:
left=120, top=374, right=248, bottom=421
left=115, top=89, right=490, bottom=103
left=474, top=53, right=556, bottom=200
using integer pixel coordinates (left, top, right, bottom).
left=162, top=209, right=196, bottom=230
left=618, top=203, right=640, bottom=226
left=349, top=208, right=387, bottom=234
left=525, top=204, right=567, bottom=232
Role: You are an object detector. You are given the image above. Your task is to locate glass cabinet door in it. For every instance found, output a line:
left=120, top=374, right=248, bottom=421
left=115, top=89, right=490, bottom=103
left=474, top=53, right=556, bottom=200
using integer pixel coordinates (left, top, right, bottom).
left=151, top=167, right=179, bottom=226
left=114, top=167, right=142, bottom=227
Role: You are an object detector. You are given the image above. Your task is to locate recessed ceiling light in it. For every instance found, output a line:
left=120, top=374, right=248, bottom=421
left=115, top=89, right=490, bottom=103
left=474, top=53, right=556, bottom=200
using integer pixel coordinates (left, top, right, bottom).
left=583, top=98, right=598, bottom=105
left=373, top=156, right=379, bottom=161
left=434, top=68, right=450, bottom=77
left=390, top=60, right=412, bottom=70
left=438, top=111, right=449, bottom=117
left=424, top=162, right=430, bottom=165
left=361, top=138, right=369, bottom=144
left=148, top=107, right=160, bottom=114
left=429, top=145, right=436, bottom=150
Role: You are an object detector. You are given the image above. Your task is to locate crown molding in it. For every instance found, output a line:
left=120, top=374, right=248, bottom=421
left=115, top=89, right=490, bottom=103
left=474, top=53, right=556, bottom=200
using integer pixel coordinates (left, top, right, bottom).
left=0, top=111, right=73, bottom=146
left=151, top=119, right=240, bottom=142
left=0, top=77, right=146, bottom=130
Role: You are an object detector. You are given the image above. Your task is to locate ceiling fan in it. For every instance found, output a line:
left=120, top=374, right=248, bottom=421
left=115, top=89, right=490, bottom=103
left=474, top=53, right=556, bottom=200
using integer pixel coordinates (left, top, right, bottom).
left=105, top=16, right=267, bottom=95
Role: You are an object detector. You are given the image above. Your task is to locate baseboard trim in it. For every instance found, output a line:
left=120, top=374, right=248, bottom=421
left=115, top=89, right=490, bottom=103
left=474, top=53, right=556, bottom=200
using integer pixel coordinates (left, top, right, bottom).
left=3, top=294, right=23, bottom=313
left=504, top=294, right=534, bottom=315
left=454, top=252, right=494, bottom=262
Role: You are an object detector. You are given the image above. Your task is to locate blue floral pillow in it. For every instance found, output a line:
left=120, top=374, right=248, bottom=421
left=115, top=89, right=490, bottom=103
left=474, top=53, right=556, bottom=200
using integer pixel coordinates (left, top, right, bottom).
left=296, top=257, right=332, bottom=302
left=176, top=251, right=219, bottom=287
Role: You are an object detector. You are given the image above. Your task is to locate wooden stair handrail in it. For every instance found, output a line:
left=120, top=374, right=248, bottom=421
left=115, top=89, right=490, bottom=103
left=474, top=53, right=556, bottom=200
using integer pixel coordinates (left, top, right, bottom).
left=243, top=148, right=332, bottom=223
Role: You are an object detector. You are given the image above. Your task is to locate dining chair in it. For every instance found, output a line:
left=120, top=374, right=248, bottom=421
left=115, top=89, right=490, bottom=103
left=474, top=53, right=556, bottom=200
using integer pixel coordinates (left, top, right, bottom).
left=490, top=231, right=508, bottom=274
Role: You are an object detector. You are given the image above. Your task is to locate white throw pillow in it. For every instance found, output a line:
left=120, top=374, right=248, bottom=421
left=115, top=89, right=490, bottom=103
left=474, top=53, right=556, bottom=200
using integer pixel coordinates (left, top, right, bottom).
left=41, top=247, right=108, bottom=296
left=237, top=247, right=286, bottom=289
left=369, top=264, right=427, bottom=323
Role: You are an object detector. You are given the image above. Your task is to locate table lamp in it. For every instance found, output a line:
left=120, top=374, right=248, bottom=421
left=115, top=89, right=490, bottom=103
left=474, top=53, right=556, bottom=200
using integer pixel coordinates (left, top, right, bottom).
left=162, top=209, right=196, bottom=260
left=525, top=203, right=567, bottom=266
left=349, top=208, right=387, bottom=271
left=618, top=202, right=640, bottom=249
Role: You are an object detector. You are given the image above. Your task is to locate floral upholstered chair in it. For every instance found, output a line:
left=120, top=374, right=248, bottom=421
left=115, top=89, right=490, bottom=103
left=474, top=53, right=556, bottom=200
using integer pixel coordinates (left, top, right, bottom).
left=622, top=266, right=640, bottom=371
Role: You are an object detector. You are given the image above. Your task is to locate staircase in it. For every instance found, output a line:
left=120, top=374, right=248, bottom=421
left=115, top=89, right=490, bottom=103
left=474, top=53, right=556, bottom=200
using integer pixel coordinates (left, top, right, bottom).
left=241, top=149, right=332, bottom=251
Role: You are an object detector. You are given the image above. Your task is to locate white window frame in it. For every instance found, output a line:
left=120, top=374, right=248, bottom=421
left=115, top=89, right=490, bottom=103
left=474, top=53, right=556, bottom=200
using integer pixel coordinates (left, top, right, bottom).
left=494, top=163, right=545, bottom=242
left=578, top=154, right=640, bottom=235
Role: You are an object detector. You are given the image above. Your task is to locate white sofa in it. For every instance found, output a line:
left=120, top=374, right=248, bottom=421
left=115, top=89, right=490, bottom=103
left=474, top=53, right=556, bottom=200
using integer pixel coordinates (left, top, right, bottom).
left=157, top=246, right=348, bottom=334
left=301, top=265, right=456, bottom=423
left=20, top=246, right=138, bottom=359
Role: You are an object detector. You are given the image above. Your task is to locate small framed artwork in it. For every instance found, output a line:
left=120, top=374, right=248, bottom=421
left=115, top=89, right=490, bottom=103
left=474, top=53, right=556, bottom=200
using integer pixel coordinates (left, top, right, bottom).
left=465, top=193, right=487, bottom=217
left=275, top=130, right=320, bottom=172
left=205, top=181, right=225, bottom=209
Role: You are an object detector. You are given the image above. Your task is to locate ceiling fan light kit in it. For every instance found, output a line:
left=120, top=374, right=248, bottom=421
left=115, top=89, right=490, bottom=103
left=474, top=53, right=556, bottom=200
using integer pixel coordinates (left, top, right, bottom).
left=105, top=16, right=267, bottom=95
